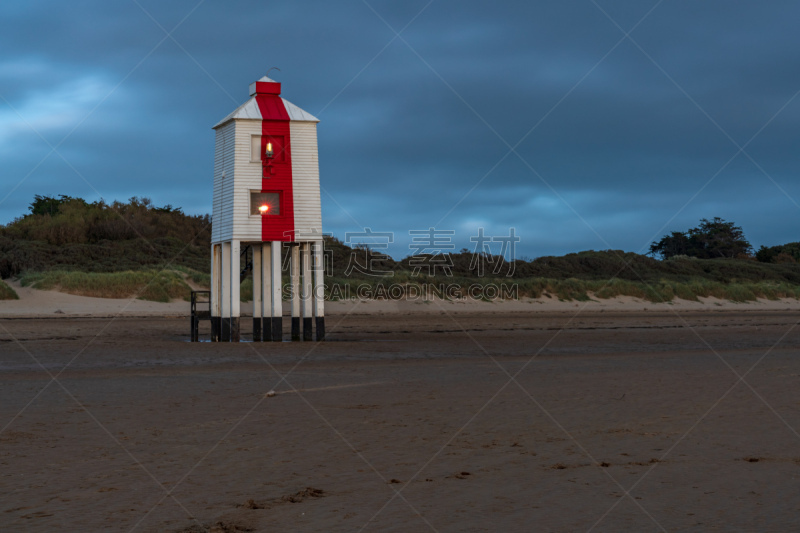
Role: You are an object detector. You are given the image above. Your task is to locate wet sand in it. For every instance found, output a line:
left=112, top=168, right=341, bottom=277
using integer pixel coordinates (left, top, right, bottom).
left=2, top=310, right=800, bottom=531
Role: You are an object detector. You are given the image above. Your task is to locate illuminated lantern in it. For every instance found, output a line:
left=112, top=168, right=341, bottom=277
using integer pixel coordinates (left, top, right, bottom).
left=210, top=75, right=324, bottom=343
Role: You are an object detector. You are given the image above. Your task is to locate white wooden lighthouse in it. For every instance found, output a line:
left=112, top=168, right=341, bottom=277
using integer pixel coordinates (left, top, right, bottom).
left=210, top=75, right=324, bottom=342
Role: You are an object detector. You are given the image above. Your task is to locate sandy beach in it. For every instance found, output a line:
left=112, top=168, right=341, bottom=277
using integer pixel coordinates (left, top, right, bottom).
left=2, top=288, right=800, bottom=531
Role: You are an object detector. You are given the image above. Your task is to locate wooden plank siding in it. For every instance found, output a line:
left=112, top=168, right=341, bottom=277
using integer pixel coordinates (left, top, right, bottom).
left=289, top=121, right=323, bottom=241
left=231, top=120, right=263, bottom=242
left=213, top=118, right=321, bottom=243
left=212, top=122, right=236, bottom=243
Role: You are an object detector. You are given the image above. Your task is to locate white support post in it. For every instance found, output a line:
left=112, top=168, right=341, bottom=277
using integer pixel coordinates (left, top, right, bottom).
left=252, top=244, right=262, bottom=342
left=301, top=242, right=313, bottom=341
left=221, top=241, right=231, bottom=341
left=262, top=243, right=272, bottom=341
left=211, top=243, right=222, bottom=341
left=313, top=240, right=325, bottom=341
left=230, top=239, right=241, bottom=342
left=291, top=244, right=301, bottom=341
left=270, top=241, right=282, bottom=342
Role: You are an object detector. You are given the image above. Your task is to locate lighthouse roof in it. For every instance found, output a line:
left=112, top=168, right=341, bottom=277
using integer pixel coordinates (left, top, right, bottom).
left=213, top=77, right=319, bottom=128
left=213, top=96, right=319, bottom=128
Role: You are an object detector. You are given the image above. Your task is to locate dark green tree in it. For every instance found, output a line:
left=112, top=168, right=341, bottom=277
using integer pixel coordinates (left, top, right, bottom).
left=690, top=217, right=752, bottom=258
left=29, top=194, right=84, bottom=216
left=756, top=242, right=800, bottom=263
left=648, top=231, right=691, bottom=258
left=650, top=218, right=752, bottom=259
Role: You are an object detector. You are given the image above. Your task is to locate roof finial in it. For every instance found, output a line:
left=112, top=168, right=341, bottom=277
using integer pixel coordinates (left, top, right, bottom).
left=266, top=67, right=281, bottom=80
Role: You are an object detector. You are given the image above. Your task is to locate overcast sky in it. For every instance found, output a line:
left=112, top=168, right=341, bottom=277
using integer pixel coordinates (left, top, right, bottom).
left=1, top=1, right=798, bottom=259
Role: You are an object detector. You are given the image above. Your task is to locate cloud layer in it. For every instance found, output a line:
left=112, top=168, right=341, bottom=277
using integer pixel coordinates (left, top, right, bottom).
left=1, top=0, right=798, bottom=259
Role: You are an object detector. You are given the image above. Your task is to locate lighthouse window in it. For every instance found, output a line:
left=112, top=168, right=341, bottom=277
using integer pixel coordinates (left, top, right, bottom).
left=250, top=135, right=261, bottom=163
left=250, top=192, right=280, bottom=215
left=250, top=134, right=285, bottom=163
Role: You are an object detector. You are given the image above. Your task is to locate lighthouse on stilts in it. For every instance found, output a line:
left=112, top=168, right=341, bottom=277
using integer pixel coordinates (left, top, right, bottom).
left=210, top=75, right=324, bottom=342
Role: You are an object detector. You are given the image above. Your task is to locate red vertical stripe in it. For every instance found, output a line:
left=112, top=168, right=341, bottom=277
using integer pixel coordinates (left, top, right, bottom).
left=254, top=85, right=294, bottom=242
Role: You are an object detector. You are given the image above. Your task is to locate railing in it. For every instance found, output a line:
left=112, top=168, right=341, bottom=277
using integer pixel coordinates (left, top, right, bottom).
left=240, top=245, right=252, bottom=283
left=190, top=290, right=211, bottom=342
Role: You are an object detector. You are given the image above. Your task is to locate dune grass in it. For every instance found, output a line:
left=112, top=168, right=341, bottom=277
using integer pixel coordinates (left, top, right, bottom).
left=240, top=278, right=253, bottom=302
left=0, top=279, right=19, bottom=300
left=20, top=270, right=192, bottom=302
left=172, top=265, right=211, bottom=288
left=14, top=269, right=800, bottom=305
left=281, top=276, right=800, bottom=304
left=519, top=277, right=800, bottom=303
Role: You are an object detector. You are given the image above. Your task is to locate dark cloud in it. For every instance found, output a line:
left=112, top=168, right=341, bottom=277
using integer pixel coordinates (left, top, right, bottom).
left=1, top=0, right=798, bottom=259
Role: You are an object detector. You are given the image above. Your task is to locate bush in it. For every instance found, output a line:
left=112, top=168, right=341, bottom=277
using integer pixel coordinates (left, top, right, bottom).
left=0, top=196, right=211, bottom=278
left=756, top=242, right=800, bottom=263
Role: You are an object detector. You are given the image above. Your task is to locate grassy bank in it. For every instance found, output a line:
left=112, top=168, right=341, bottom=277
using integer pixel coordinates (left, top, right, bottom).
left=316, top=276, right=800, bottom=303
left=20, top=270, right=193, bottom=302
left=517, top=277, right=800, bottom=303
left=10, top=269, right=800, bottom=304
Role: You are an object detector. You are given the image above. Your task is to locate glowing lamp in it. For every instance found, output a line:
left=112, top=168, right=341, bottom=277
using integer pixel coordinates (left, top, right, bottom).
left=259, top=204, right=269, bottom=214
left=265, top=142, right=274, bottom=159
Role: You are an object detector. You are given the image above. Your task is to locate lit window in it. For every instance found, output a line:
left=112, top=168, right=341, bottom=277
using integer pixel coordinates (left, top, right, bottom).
left=250, top=192, right=280, bottom=215
left=250, top=135, right=285, bottom=163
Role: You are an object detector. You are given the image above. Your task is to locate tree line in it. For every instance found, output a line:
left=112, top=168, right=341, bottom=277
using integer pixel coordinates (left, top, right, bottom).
left=649, top=217, right=798, bottom=264
left=1, top=197, right=798, bottom=280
